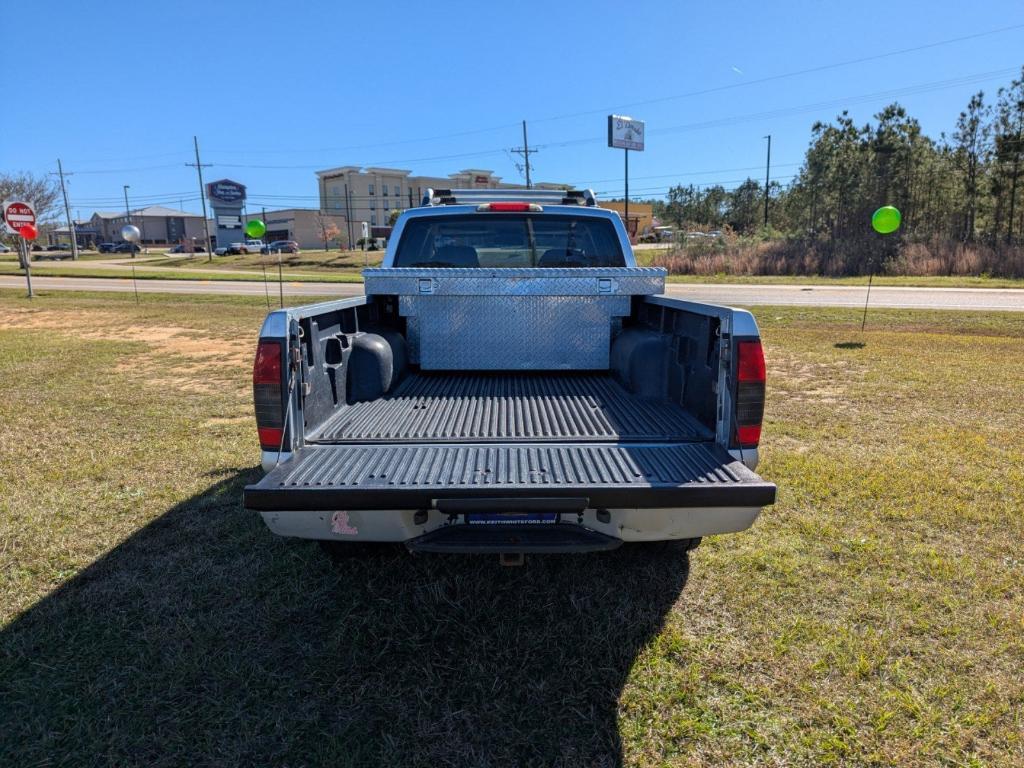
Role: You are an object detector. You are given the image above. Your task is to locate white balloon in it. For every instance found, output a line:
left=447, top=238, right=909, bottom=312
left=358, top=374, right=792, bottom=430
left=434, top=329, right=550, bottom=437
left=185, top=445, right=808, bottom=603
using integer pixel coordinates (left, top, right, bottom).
left=121, top=224, right=141, bottom=242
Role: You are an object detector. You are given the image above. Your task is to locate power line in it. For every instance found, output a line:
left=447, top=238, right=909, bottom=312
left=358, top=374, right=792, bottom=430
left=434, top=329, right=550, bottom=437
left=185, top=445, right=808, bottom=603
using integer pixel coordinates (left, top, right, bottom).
left=204, top=121, right=521, bottom=156
left=69, top=163, right=186, bottom=175
left=527, top=23, right=1024, bottom=125
left=576, top=162, right=803, bottom=185
left=526, top=66, right=1020, bottom=155
left=189, top=24, right=1024, bottom=160
left=212, top=147, right=510, bottom=170
left=196, top=66, right=1018, bottom=175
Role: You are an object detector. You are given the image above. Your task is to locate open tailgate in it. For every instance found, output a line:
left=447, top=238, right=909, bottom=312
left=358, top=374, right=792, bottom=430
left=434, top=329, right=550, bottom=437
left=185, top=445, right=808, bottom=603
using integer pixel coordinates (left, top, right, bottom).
left=244, top=443, right=776, bottom=511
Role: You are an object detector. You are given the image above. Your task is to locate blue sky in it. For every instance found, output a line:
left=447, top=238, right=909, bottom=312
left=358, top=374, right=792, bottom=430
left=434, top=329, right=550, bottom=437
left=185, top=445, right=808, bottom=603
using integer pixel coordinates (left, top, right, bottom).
left=4, top=0, right=1023, bottom=218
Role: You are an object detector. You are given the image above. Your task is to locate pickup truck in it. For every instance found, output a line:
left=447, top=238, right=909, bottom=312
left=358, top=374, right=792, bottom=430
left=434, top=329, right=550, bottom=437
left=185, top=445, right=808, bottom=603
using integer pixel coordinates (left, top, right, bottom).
left=244, top=188, right=775, bottom=561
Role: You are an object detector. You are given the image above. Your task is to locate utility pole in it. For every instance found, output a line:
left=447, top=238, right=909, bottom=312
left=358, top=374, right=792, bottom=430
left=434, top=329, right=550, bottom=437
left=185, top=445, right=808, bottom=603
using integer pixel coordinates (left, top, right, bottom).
left=186, top=136, right=215, bottom=261
left=763, top=134, right=772, bottom=228
left=54, top=159, right=78, bottom=259
left=345, top=183, right=354, bottom=249
left=511, top=120, right=534, bottom=189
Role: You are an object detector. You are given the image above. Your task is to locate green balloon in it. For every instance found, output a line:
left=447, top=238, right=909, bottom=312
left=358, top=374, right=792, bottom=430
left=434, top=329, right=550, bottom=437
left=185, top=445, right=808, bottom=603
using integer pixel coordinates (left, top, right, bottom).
left=245, top=219, right=267, bottom=238
left=871, top=206, right=901, bottom=234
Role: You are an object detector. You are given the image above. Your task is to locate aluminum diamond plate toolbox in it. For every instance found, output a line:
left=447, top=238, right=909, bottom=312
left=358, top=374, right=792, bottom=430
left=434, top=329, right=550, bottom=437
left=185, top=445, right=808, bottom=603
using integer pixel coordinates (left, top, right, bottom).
left=363, top=267, right=666, bottom=296
left=364, top=267, right=666, bottom=370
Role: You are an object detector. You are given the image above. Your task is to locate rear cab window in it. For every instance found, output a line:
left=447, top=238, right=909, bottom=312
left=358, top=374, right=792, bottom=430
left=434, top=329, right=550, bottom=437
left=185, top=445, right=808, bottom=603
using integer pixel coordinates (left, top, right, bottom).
left=394, top=214, right=625, bottom=268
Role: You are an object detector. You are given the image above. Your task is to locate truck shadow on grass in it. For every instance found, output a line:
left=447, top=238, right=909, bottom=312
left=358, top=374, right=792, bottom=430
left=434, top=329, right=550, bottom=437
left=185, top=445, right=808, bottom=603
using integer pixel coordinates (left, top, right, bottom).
left=1, top=471, right=690, bottom=767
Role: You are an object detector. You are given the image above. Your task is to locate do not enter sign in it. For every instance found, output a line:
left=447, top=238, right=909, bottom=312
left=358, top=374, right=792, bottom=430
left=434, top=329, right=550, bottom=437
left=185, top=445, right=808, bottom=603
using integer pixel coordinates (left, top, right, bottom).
left=2, top=200, right=36, bottom=235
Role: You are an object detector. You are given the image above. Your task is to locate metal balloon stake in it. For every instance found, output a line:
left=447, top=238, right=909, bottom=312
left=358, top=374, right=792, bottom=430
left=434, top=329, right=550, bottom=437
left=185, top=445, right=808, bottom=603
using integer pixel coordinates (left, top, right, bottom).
left=245, top=218, right=274, bottom=309
left=863, top=206, right=901, bottom=331
left=18, top=223, right=38, bottom=298
left=121, top=225, right=141, bottom=304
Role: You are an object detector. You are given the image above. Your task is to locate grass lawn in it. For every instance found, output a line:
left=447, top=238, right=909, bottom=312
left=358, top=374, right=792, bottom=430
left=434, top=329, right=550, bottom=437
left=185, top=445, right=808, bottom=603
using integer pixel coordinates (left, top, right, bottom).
left=0, top=291, right=1021, bottom=766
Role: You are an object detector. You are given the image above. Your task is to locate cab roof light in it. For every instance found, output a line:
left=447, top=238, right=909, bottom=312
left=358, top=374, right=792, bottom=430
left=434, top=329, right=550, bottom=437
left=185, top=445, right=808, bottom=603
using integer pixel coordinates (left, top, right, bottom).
left=476, top=202, right=543, bottom=212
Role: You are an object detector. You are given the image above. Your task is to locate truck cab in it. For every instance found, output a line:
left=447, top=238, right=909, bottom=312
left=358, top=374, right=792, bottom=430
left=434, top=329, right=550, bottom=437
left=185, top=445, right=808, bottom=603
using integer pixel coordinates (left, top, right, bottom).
left=244, top=188, right=775, bottom=558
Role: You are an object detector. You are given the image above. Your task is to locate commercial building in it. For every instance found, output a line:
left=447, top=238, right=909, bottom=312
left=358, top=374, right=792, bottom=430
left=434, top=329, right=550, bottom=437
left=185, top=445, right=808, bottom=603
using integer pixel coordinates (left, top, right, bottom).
left=594, top=200, right=654, bottom=238
left=258, top=209, right=349, bottom=250
left=48, top=220, right=95, bottom=248
left=63, top=206, right=208, bottom=247
left=315, top=166, right=569, bottom=245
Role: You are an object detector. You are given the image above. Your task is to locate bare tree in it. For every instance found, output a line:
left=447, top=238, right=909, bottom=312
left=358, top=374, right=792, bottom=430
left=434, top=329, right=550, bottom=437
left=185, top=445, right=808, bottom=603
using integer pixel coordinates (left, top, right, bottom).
left=0, top=172, right=61, bottom=222
left=316, top=215, right=341, bottom=251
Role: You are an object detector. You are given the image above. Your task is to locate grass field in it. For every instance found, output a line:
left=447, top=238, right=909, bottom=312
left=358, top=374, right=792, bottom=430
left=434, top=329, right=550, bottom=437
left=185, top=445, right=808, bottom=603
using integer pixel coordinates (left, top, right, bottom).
left=1, top=290, right=1022, bottom=766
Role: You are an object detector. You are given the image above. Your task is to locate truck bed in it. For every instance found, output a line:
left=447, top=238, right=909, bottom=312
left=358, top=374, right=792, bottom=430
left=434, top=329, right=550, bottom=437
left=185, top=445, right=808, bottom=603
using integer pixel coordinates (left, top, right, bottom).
left=309, top=371, right=713, bottom=444
left=247, top=372, right=775, bottom=513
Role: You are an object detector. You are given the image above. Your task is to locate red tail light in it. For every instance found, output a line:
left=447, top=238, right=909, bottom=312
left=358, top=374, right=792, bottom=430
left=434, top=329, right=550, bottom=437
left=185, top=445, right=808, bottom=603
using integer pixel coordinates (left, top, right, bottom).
left=253, top=340, right=284, bottom=450
left=735, top=340, right=766, bottom=448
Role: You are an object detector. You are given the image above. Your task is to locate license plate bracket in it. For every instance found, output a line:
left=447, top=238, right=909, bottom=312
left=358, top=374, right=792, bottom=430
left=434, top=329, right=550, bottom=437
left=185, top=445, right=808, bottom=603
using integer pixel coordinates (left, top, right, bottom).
left=467, top=512, right=559, bottom=525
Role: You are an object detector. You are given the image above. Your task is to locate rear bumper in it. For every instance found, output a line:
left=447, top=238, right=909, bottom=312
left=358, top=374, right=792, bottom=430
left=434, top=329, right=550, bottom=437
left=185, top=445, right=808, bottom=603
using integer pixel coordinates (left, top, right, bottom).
left=257, top=505, right=763, bottom=545
left=247, top=441, right=773, bottom=548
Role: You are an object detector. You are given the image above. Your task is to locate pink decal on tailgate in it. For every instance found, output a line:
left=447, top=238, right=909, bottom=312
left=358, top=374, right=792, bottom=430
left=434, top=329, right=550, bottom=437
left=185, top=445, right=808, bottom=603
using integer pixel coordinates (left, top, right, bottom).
left=331, top=511, right=358, bottom=535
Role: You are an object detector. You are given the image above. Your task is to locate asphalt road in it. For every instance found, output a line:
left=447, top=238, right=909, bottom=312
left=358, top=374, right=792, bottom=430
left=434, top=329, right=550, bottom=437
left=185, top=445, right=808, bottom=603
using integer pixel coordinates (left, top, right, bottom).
left=2, top=274, right=1023, bottom=311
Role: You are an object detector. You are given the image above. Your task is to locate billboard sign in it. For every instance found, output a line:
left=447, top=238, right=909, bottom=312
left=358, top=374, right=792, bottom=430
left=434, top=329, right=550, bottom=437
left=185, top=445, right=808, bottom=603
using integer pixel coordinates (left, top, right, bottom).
left=607, top=115, right=645, bottom=151
left=206, top=179, right=246, bottom=204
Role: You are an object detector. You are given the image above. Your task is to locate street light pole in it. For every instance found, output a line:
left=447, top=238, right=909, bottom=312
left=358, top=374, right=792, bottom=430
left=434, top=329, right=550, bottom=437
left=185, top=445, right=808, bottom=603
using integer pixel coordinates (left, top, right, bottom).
left=763, top=135, right=771, bottom=228
left=624, top=148, right=629, bottom=238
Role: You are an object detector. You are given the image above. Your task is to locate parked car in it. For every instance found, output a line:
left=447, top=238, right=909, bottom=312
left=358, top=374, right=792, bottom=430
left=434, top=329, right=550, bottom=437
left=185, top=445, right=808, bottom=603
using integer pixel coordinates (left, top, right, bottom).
left=244, top=188, right=775, bottom=563
left=46, top=244, right=72, bottom=251
left=31, top=244, right=44, bottom=251
left=226, top=240, right=265, bottom=255
left=214, top=246, right=230, bottom=256
left=166, top=243, right=206, bottom=254
left=97, top=242, right=118, bottom=253
left=261, top=240, right=300, bottom=254
left=0, top=243, right=11, bottom=253
left=112, top=242, right=140, bottom=254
